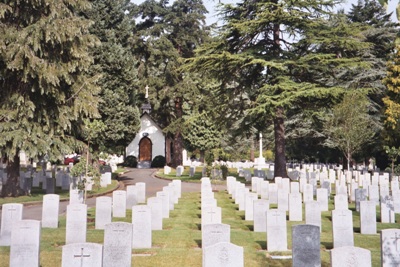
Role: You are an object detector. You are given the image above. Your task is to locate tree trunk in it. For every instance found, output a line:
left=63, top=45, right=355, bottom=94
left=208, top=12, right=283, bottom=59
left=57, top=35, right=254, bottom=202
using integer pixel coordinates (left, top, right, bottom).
left=250, top=137, right=255, bottom=162
left=200, top=150, right=205, bottom=163
left=274, top=106, right=288, bottom=178
left=1, top=153, right=25, bottom=197
left=172, top=96, right=183, bottom=167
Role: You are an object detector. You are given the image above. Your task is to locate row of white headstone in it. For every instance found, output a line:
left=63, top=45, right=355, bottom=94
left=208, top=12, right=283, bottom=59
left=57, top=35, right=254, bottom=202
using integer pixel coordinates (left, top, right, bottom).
left=0, top=179, right=182, bottom=267
left=200, top=177, right=244, bottom=267
left=227, top=174, right=400, bottom=266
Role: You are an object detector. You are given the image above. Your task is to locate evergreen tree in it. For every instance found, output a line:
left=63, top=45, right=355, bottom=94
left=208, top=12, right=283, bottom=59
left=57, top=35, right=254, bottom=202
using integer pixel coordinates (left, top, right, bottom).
left=187, top=0, right=370, bottom=178
left=86, top=0, right=141, bottom=154
left=132, top=0, right=209, bottom=167
left=0, top=0, right=100, bottom=196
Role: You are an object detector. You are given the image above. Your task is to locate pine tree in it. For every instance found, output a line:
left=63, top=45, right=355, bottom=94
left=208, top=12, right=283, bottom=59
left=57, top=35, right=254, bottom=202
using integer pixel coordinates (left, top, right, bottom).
left=0, top=0, right=100, bottom=196
left=187, top=0, right=371, bottom=178
left=85, top=0, right=141, bottom=154
left=132, top=0, right=209, bottom=167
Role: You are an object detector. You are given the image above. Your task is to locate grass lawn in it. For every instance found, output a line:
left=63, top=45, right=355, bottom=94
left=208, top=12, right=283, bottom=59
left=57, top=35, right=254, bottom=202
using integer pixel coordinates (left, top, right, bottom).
left=0, top=166, right=127, bottom=206
left=155, top=166, right=248, bottom=184
left=0, top=187, right=393, bottom=266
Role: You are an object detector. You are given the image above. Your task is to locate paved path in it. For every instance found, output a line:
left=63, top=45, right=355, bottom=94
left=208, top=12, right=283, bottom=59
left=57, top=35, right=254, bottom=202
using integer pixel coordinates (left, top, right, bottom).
left=3, top=168, right=227, bottom=221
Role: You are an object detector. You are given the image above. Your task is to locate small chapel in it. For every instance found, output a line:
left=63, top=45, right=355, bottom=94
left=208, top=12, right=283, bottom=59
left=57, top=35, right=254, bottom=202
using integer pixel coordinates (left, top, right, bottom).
left=125, top=86, right=173, bottom=168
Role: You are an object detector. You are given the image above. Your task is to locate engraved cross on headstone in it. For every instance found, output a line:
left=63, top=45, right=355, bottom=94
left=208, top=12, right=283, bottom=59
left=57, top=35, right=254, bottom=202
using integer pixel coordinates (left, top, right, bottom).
left=7, top=206, right=17, bottom=219
left=207, top=209, right=217, bottom=222
left=391, top=232, right=400, bottom=251
left=74, top=248, right=90, bottom=267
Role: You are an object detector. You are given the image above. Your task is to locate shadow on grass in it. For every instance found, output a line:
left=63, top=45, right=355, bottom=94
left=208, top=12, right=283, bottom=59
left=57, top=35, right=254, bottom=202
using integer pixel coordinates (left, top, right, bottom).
left=239, top=215, right=245, bottom=220
left=354, top=227, right=361, bottom=233
left=194, top=239, right=202, bottom=248
left=321, top=241, right=333, bottom=250
left=196, top=224, right=201, bottom=230
left=256, top=240, right=267, bottom=250
left=245, top=224, right=254, bottom=231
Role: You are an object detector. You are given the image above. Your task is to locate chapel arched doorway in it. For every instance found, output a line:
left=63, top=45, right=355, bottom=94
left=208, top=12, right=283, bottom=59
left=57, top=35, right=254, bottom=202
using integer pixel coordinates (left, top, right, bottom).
left=139, top=137, right=152, bottom=161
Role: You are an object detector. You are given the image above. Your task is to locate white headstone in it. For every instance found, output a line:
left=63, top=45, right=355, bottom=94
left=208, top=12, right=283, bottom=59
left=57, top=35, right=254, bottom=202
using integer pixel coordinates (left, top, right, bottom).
left=332, top=209, right=354, bottom=248
left=0, top=203, right=23, bottom=246
left=253, top=199, right=269, bottom=232
left=201, top=223, right=230, bottom=248
left=147, top=197, right=163, bottom=230
left=289, top=193, right=303, bottom=221
left=9, top=220, right=41, bottom=267
left=203, top=242, right=244, bottom=267
left=62, top=242, right=103, bottom=267
left=65, top=204, right=87, bottom=244
left=266, top=209, right=287, bottom=251
left=103, top=222, right=133, bottom=267
left=126, top=185, right=138, bottom=209
left=381, top=229, right=400, bottom=266
left=95, top=196, right=112, bottom=230
left=42, top=194, right=60, bottom=228
left=136, top=182, right=146, bottom=204
left=202, top=206, right=222, bottom=226
left=305, top=201, right=321, bottom=232
left=112, top=190, right=127, bottom=218
left=330, top=246, right=371, bottom=267
left=132, top=205, right=152, bottom=249
left=360, top=200, right=377, bottom=235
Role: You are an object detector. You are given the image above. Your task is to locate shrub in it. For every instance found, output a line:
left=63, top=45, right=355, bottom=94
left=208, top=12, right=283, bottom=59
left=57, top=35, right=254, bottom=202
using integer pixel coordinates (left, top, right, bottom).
left=151, top=155, right=166, bottom=168
left=123, top=155, right=138, bottom=168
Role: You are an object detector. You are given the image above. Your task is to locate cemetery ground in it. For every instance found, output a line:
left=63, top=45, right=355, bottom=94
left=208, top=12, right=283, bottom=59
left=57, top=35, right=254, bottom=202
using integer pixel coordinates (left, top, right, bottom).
left=0, top=166, right=397, bottom=266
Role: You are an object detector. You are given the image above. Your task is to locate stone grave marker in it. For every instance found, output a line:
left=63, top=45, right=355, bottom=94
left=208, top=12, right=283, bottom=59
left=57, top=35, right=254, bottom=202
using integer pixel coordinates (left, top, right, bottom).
left=46, top=177, right=55, bottom=194
left=156, top=191, right=170, bottom=218
left=164, top=165, right=171, bottom=175
left=316, top=188, right=328, bottom=212
left=243, top=170, right=252, bottom=181
left=277, top=189, right=289, bottom=211
left=355, top=188, right=367, bottom=212
left=292, top=224, right=320, bottom=267
left=303, top=184, right=314, bottom=203
left=202, top=206, right=221, bottom=226
left=268, top=183, right=278, bottom=204
left=42, top=194, right=60, bottom=228
left=392, top=190, right=400, bottom=213
left=0, top=203, right=23, bottom=246
left=9, top=220, right=41, bottom=267
left=176, top=165, right=184, bottom=177
left=266, top=209, right=287, bottom=251
left=381, top=195, right=396, bottom=223
left=189, top=166, right=195, bottom=177
left=260, top=181, right=269, bottom=199
left=330, top=246, right=371, bottom=267
left=253, top=199, right=269, bottom=232
left=147, top=197, right=163, bottom=230
left=126, top=185, right=138, bottom=209
left=62, top=242, right=103, bottom=267
left=201, top=223, right=230, bottom=248
left=289, top=193, right=303, bottom=221
left=95, top=196, right=112, bottom=230
left=245, top=192, right=258, bottom=221
left=381, top=228, right=400, bottom=266
left=305, top=201, right=321, bottom=232
left=334, top=194, right=348, bottom=210
left=103, top=222, right=133, bottom=267
left=172, top=179, right=182, bottom=199
left=332, top=209, right=354, bottom=248
left=132, top=205, right=152, bottom=249
left=368, top=184, right=380, bottom=204
left=112, top=190, right=127, bottom=218
left=69, top=189, right=83, bottom=204
left=65, top=204, right=87, bottom=244
left=163, top=186, right=175, bottom=211
left=203, top=242, right=244, bottom=267
left=136, top=182, right=146, bottom=204
left=360, top=200, right=377, bottom=235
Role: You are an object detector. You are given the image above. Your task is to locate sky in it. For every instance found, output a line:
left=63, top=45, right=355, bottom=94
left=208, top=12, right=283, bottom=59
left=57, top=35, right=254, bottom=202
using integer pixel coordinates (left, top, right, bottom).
left=131, top=0, right=399, bottom=25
